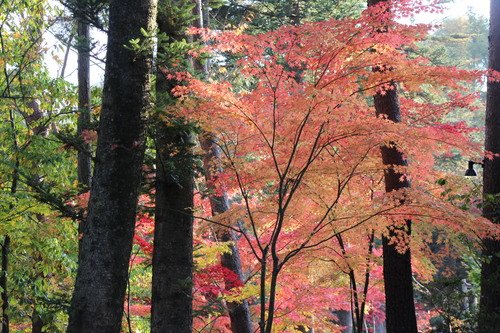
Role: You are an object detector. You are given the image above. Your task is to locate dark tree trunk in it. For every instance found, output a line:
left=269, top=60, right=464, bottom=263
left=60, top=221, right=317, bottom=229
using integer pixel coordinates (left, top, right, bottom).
left=150, top=114, right=194, bottom=333
left=200, top=134, right=253, bottom=333
left=478, top=1, right=500, bottom=332
left=67, top=0, right=156, bottom=331
left=368, top=2, right=417, bottom=332
left=373, top=85, right=418, bottom=333
left=1, top=235, right=9, bottom=333
left=76, top=17, right=92, bottom=190
left=150, top=128, right=194, bottom=332
left=31, top=307, right=43, bottom=333
left=150, top=1, right=194, bottom=332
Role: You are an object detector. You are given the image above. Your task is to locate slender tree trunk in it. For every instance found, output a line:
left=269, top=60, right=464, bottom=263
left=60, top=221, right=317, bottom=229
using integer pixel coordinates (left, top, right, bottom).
left=76, top=17, right=92, bottom=190
left=150, top=1, right=195, bottom=332
left=194, top=0, right=252, bottom=326
left=368, top=1, right=417, bottom=332
left=1, top=236, right=9, bottom=333
left=67, top=0, right=156, bottom=331
left=478, top=1, right=500, bottom=331
left=0, top=149, right=17, bottom=333
left=31, top=307, right=43, bottom=333
left=200, top=134, right=253, bottom=333
left=372, top=86, right=418, bottom=333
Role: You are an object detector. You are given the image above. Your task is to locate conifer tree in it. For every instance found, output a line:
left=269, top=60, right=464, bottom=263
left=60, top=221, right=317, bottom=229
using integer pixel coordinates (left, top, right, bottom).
left=151, top=1, right=195, bottom=331
left=67, top=0, right=157, bottom=330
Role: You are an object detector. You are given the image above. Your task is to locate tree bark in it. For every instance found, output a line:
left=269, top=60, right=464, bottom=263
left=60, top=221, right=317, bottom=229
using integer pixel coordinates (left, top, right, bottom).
left=31, top=307, right=43, bottom=333
left=150, top=111, right=195, bottom=333
left=150, top=1, right=195, bottom=332
left=478, top=1, right=500, bottom=331
left=200, top=134, right=253, bottom=333
left=193, top=0, right=253, bottom=329
left=67, top=0, right=156, bottom=331
left=367, top=1, right=417, bottom=332
left=373, top=85, right=418, bottom=333
left=76, top=17, right=92, bottom=190
left=1, top=236, right=10, bottom=333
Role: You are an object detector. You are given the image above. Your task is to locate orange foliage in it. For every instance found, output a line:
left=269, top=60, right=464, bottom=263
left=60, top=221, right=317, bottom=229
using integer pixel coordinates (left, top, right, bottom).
left=152, top=1, right=498, bottom=331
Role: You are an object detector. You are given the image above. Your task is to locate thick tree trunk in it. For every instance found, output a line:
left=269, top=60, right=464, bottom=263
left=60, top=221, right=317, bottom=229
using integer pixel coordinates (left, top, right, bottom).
left=150, top=2, right=194, bottom=331
left=150, top=123, right=194, bottom=333
left=31, top=307, right=43, bottom=333
left=150, top=112, right=194, bottom=332
left=200, top=134, right=253, bottom=333
left=478, top=1, right=500, bottom=332
left=336, top=310, right=353, bottom=333
left=67, top=0, right=156, bottom=331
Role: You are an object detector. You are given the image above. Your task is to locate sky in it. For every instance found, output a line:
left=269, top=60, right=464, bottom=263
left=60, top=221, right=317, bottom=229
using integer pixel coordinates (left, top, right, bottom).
left=444, top=0, right=489, bottom=19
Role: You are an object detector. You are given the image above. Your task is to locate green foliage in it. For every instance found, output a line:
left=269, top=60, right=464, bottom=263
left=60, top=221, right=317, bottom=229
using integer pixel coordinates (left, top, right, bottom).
left=60, top=0, right=109, bottom=31
left=0, top=1, right=81, bottom=330
left=158, top=0, right=197, bottom=34
left=210, top=0, right=365, bottom=32
left=432, top=12, right=488, bottom=70
left=157, top=34, right=198, bottom=69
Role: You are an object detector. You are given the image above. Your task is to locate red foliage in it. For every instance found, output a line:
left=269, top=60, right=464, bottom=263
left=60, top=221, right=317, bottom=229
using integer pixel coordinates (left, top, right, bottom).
left=194, top=264, right=244, bottom=298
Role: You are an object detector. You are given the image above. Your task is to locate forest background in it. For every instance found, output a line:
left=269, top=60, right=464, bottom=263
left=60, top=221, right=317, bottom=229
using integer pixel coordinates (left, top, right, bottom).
left=0, top=0, right=499, bottom=332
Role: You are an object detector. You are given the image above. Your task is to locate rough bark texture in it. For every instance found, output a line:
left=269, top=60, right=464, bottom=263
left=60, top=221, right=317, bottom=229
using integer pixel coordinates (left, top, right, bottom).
left=67, top=0, right=156, bottom=331
left=200, top=134, right=253, bottom=333
left=478, top=1, right=500, bottom=331
left=150, top=2, right=194, bottom=331
left=76, top=17, right=92, bottom=190
left=150, top=112, right=195, bottom=332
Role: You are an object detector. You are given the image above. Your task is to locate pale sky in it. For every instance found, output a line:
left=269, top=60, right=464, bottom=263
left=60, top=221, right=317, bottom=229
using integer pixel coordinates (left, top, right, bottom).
left=444, top=0, right=489, bottom=18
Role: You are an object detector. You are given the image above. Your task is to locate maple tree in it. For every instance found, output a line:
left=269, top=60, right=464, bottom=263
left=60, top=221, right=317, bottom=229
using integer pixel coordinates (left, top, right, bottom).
left=367, top=0, right=417, bottom=331
left=1, top=0, right=498, bottom=332
left=162, top=1, right=498, bottom=331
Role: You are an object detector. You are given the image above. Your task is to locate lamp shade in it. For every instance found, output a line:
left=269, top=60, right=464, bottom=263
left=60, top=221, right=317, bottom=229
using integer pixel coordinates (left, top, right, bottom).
left=465, top=160, right=478, bottom=176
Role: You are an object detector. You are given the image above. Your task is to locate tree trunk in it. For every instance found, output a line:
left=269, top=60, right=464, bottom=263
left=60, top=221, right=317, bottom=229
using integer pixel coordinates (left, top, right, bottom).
left=372, top=85, right=418, bottom=333
left=193, top=0, right=253, bottom=328
left=31, top=307, right=44, bottom=333
left=1, top=236, right=10, bottom=333
left=200, top=134, right=253, bottom=333
left=76, top=17, right=92, bottom=190
left=67, top=0, right=156, bottom=331
left=150, top=113, right=195, bottom=333
left=478, top=1, right=500, bottom=331
left=368, top=1, right=417, bottom=332
left=150, top=1, right=195, bottom=332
